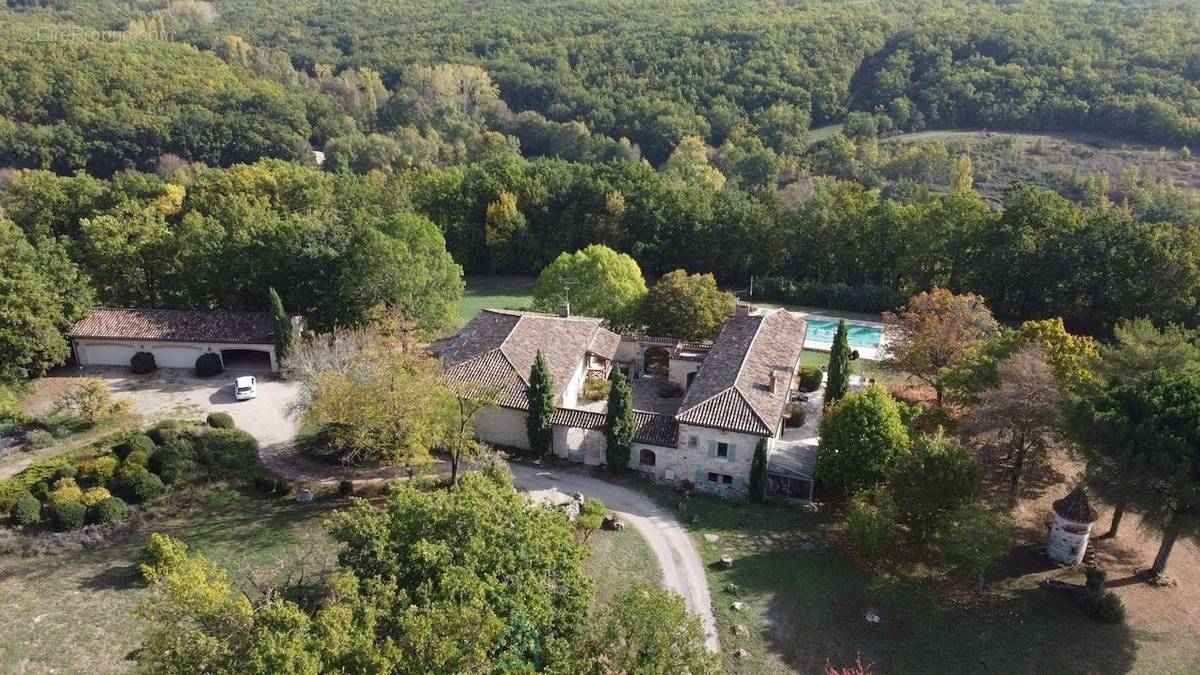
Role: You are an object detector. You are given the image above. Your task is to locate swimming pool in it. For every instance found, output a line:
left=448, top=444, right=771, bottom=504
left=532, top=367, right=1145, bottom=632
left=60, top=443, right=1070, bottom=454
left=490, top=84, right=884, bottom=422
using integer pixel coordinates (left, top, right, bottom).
left=805, top=319, right=884, bottom=349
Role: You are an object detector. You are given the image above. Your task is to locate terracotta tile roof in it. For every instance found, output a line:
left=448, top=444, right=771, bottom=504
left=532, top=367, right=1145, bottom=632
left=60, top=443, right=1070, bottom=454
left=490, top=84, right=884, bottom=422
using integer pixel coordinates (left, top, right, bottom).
left=552, top=408, right=606, bottom=429
left=675, top=311, right=807, bottom=435
left=69, top=307, right=275, bottom=345
left=441, top=309, right=621, bottom=407
left=634, top=411, right=679, bottom=447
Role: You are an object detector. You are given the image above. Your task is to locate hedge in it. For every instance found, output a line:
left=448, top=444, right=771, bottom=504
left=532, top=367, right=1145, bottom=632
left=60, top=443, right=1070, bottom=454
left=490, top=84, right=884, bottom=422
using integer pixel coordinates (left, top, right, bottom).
left=0, top=457, right=73, bottom=511
left=147, top=420, right=187, bottom=446
left=192, top=428, right=259, bottom=477
left=752, top=277, right=905, bottom=314
left=206, top=412, right=235, bottom=429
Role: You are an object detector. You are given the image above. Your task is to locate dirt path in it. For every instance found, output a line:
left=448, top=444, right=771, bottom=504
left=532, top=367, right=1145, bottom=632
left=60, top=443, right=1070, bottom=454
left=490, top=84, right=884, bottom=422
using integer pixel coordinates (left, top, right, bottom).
left=507, top=463, right=720, bottom=653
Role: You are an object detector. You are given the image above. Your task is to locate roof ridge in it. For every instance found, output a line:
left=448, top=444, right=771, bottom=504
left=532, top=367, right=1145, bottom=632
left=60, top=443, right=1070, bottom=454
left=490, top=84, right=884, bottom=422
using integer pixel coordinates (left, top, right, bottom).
left=492, top=322, right=529, bottom=385
left=729, top=385, right=772, bottom=433
left=677, top=384, right=735, bottom=416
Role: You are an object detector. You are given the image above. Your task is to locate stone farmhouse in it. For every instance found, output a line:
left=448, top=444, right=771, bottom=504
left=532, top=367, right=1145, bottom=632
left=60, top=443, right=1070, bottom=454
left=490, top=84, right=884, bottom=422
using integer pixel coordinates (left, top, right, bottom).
left=437, top=302, right=815, bottom=500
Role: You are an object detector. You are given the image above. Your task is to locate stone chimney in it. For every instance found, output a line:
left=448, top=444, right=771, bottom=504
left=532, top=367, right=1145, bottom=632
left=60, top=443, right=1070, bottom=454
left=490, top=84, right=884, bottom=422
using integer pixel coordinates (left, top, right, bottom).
left=557, top=302, right=571, bottom=318
left=768, top=369, right=780, bottom=394
left=734, top=301, right=752, bottom=317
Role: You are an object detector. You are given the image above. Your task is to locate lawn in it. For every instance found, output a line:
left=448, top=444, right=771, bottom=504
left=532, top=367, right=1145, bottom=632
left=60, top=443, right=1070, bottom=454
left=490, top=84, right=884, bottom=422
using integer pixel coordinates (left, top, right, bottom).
left=797, top=348, right=894, bottom=386
left=582, top=526, right=661, bottom=607
left=458, top=274, right=536, bottom=326
left=635, top=483, right=1194, bottom=675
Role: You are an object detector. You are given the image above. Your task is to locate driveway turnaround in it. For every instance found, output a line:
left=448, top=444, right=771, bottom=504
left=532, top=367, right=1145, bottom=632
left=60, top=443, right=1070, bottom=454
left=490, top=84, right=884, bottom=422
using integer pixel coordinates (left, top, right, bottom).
left=508, top=463, right=721, bottom=653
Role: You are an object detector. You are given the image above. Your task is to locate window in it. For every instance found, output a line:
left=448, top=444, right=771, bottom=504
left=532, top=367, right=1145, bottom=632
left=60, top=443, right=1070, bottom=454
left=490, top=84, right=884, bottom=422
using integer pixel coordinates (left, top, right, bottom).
left=708, top=472, right=734, bottom=485
left=722, top=475, right=733, bottom=485
left=688, top=435, right=697, bottom=448
left=707, top=472, right=719, bottom=483
left=716, top=442, right=729, bottom=458
left=639, top=449, right=656, bottom=466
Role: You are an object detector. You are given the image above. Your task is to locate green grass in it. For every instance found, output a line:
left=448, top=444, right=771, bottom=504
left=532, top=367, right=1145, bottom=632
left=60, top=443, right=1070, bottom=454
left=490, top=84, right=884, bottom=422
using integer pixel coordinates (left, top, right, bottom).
left=0, top=483, right=342, bottom=674
left=458, top=274, right=536, bottom=326
left=634, top=484, right=1183, bottom=675
left=583, top=526, right=661, bottom=607
left=797, top=348, right=894, bottom=386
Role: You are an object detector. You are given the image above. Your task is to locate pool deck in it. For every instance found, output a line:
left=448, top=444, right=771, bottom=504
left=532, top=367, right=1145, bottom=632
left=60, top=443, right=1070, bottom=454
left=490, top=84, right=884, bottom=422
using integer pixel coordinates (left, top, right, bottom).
left=762, top=307, right=891, bottom=361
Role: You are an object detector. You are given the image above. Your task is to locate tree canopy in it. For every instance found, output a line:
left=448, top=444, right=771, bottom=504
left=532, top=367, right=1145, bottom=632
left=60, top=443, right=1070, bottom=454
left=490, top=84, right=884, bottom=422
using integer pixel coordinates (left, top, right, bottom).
left=533, top=244, right=647, bottom=328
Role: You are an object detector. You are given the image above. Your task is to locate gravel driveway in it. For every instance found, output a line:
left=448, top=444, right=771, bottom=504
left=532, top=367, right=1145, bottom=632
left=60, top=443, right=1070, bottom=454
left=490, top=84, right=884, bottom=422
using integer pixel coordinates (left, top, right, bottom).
left=509, top=463, right=721, bottom=652
left=62, top=367, right=301, bottom=445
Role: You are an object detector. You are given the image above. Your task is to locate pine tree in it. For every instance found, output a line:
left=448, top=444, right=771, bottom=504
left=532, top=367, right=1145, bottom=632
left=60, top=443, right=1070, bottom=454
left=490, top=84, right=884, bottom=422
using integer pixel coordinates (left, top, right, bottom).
left=605, top=368, right=634, bottom=471
left=526, top=351, right=555, bottom=457
left=268, top=287, right=293, bottom=360
left=824, top=320, right=850, bottom=406
left=748, top=438, right=768, bottom=503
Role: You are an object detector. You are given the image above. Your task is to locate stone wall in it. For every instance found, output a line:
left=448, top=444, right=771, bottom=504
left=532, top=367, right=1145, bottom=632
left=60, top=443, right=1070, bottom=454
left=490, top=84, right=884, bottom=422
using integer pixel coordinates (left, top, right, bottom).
left=474, top=406, right=530, bottom=451
left=553, top=425, right=606, bottom=465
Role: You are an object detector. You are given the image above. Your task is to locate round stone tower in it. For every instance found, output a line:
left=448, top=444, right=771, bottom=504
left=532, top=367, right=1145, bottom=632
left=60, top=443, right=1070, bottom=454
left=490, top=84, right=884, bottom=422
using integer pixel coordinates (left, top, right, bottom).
left=1047, top=484, right=1099, bottom=565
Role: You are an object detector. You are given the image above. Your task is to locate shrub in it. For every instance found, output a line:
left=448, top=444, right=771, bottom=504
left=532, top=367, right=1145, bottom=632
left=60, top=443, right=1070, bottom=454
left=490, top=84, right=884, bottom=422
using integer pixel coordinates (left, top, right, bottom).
left=30, top=481, right=50, bottom=500
left=140, top=532, right=189, bottom=583
left=10, top=493, right=41, bottom=526
left=206, top=412, right=235, bottom=429
left=54, top=464, right=78, bottom=480
left=194, top=352, right=224, bottom=378
left=88, top=496, right=128, bottom=525
left=49, top=501, right=87, bottom=531
left=146, top=421, right=186, bottom=447
left=338, top=480, right=354, bottom=497
left=1085, top=566, right=1107, bottom=594
left=576, top=498, right=606, bottom=540
left=252, top=474, right=277, bottom=493
left=120, top=468, right=167, bottom=504
left=116, top=433, right=157, bottom=460
left=192, top=428, right=259, bottom=477
left=25, top=429, right=53, bottom=449
left=124, top=449, right=154, bottom=470
left=55, top=377, right=123, bottom=424
left=150, top=441, right=197, bottom=485
left=81, top=486, right=112, bottom=507
left=47, top=478, right=84, bottom=506
left=785, top=403, right=806, bottom=428
left=817, top=386, right=910, bottom=494
left=798, top=365, right=823, bottom=392
left=1081, top=590, right=1126, bottom=624
left=131, top=351, right=157, bottom=374
left=846, top=486, right=898, bottom=559
left=582, top=378, right=611, bottom=401
left=78, top=455, right=119, bottom=487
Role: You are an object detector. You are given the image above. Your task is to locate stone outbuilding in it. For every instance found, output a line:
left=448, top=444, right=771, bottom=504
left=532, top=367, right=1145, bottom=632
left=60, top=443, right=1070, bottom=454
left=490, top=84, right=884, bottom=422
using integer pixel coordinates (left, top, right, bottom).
left=1047, top=484, right=1099, bottom=565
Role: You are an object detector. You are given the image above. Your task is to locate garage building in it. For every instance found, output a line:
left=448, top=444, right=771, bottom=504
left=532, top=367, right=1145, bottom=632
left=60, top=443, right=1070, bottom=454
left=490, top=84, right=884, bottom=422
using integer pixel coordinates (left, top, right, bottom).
left=69, top=307, right=278, bottom=372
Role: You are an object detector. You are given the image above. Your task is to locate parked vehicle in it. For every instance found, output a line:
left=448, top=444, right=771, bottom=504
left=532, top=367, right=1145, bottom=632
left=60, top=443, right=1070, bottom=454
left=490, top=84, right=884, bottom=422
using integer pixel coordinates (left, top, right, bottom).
left=234, top=376, right=257, bottom=401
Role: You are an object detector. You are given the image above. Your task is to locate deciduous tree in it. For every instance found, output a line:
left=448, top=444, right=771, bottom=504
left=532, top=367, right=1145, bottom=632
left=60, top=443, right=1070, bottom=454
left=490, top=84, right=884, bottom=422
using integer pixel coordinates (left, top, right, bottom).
left=640, top=269, right=735, bottom=341
left=963, top=347, right=1063, bottom=500
left=533, top=244, right=648, bottom=328
left=935, top=503, right=1014, bottom=592
left=817, top=386, right=910, bottom=494
left=883, top=289, right=998, bottom=406
left=888, top=431, right=981, bottom=540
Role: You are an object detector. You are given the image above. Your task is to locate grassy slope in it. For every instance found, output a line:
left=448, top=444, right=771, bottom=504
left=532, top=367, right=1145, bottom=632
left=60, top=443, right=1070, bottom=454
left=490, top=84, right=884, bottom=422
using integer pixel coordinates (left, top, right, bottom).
left=0, top=485, right=342, bottom=674
left=635, top=483, right=1190, bottom=675
left=583, top=526, right=661, bottom=607
left=458, top=275, right=536, bottom=326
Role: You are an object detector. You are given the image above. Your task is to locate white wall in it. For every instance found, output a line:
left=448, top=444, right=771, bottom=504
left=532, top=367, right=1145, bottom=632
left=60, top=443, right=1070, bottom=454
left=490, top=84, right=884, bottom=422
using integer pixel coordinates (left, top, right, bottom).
left=74, top=339, right=276, bottom=371
left=560, top=358, right=587, bottom=408
left=668, top=358, right=702, bottom=390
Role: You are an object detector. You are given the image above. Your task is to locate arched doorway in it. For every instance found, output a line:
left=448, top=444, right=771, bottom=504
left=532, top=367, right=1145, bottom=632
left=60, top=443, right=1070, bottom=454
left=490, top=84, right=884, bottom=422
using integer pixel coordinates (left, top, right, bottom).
left=639, top=449, right=656, bottom=466
left=643, top=346, right=670, bottom=375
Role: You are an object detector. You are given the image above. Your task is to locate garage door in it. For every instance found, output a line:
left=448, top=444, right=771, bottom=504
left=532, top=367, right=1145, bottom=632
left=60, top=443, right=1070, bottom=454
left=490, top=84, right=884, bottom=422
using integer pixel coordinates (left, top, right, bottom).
left=82, top=342, right=137, bottom=367
left=152, top=345, right=204, bottom=369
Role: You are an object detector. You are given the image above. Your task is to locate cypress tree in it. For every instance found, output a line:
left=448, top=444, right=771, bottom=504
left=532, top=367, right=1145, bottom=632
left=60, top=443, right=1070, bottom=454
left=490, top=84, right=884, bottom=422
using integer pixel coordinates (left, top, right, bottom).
left=605, top=368, right=634, bottom=471
left=748, top=437, right=769, bottom=503
left=268, top=287, right=293, bottom=359
left=526, top=351, right=555, bottom=457
left=825, top=319, right=850, bottom=406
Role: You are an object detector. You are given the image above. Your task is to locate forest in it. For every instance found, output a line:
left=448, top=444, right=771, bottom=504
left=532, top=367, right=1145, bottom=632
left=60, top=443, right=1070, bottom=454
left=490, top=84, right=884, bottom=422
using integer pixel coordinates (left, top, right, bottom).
left=4, top=0, right=1200, bottom=381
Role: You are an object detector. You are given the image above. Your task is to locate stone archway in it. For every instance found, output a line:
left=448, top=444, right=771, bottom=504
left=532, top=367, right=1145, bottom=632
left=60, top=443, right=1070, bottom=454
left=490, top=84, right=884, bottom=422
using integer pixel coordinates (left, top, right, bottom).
left=644, top=346, right=670, bottom=375
left=639, top=449, right=657, bottom=466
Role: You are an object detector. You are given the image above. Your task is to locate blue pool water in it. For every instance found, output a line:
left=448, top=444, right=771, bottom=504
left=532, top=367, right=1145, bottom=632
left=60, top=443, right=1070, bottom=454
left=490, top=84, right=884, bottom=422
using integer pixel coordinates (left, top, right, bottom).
left=805, top=319, right=884, bottom=349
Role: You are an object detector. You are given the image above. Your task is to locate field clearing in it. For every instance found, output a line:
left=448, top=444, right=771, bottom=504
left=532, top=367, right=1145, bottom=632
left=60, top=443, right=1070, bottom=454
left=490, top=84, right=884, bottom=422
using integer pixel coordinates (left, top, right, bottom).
left=458, top=275, right=536, bottom=326
left=636, top=477, right=1200, bottom=675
